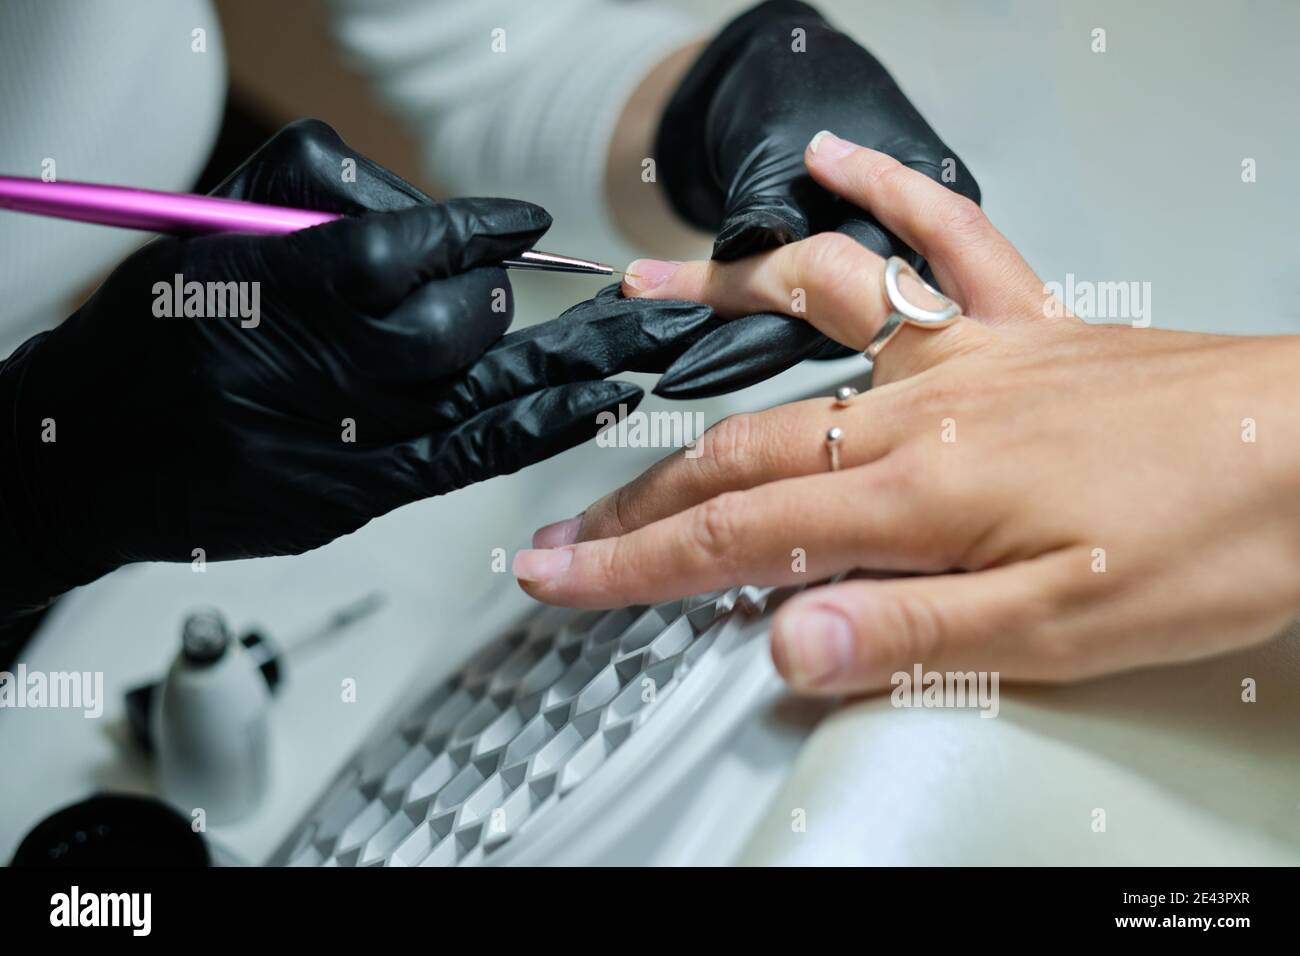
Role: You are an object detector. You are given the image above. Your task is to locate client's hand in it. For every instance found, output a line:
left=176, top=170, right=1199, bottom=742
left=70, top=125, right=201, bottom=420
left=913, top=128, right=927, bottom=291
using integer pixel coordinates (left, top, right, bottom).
left=514, top=131, right=1300, bottom=693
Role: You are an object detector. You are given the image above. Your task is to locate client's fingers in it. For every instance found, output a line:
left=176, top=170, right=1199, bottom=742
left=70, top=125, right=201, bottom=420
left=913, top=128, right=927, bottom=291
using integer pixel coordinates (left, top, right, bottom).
left=623, top=237, right=989, bottom=379
left=566, top=392, right=907, bottom=544
left=515, top=465, right=950, bottom=609
left=624, top=236, right=883, bottom=346
left=804, top=132, right=1049, bottom=322
left=770, top=551, right=1081, bottom=694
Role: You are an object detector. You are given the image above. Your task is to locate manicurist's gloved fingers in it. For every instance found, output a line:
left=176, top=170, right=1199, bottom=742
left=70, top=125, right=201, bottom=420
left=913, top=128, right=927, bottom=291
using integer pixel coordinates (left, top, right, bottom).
left=652, top=311, right=834, bottom=398
left=0, top=115, right=623, bottom=618
left=210, top=118, right=434, bottom=213
left=428, top=289, right=720, bottom=418
left=281, top=199, right=550, bottom=315
left=713, top=191, right=810, bottom=260
left=387, top=380, right=645, bottom=495
left=350, top=266, right=514, bottom=384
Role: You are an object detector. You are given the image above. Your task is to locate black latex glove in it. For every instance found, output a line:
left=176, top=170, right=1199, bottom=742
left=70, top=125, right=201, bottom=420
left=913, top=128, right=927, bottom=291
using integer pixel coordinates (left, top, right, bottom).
left=0, top=120, right=718, bottom=620
left=653, top=0, right=981, bottom=397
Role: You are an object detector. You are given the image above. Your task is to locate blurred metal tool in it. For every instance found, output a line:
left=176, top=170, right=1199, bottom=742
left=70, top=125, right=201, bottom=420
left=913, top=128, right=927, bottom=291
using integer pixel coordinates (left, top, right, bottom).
left=503, top=250, right=622, bottom=276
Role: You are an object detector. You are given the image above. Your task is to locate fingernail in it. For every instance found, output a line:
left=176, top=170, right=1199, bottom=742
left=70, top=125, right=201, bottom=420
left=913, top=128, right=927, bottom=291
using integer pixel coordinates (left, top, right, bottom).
left=773, top=607, right=854, bottom=688
left=623, top=259, right=681, bottom=292
left=513, top=547, right=574, bottom=583
left=807, top=129, right=855, bottom=161
left=532, top=515, right=582, bottom=549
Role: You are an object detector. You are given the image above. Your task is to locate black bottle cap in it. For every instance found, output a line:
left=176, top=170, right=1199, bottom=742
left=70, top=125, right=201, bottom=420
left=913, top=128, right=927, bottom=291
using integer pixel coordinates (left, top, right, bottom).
left=11, top=794, right=210, bottom=867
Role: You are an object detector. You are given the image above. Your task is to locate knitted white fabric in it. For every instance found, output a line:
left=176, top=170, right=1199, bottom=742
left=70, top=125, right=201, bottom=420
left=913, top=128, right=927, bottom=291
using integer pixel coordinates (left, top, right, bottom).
left=326, top=0, right=703, bottom=261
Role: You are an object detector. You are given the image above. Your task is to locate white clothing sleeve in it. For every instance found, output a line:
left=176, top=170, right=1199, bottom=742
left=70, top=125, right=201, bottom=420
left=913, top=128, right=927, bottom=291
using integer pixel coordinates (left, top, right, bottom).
left=325, top=0, right=703, bottom=259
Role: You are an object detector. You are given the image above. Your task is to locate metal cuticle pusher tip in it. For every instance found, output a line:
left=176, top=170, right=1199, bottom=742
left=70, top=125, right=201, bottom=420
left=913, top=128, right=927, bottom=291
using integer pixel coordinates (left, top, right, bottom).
left=504, top=249, right=622, bottom=276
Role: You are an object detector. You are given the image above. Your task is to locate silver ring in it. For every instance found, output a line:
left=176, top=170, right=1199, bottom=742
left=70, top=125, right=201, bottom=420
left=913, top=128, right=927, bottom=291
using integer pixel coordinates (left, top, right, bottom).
left=826, top=427, right=843, bottom=472
left=863, top=257, right=962, bottom=373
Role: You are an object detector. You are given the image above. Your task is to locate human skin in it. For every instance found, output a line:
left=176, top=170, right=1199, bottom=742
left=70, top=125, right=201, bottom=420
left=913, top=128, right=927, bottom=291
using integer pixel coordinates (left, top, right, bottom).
left=604, top=42, right=711, bottom=258
left=518, top=131, right=1300, bottom=695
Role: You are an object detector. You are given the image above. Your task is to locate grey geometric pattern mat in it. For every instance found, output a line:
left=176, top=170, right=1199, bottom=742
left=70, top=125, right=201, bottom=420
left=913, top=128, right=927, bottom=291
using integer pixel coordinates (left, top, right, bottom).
left=278, top=588, right=773, bottom=866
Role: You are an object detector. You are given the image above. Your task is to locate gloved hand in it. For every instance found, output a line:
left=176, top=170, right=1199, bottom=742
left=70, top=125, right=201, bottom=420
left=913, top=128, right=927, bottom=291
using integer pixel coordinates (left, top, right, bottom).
left=653, top=0, right=981, bottom=397
left=0, top=120, right=718, bottom=620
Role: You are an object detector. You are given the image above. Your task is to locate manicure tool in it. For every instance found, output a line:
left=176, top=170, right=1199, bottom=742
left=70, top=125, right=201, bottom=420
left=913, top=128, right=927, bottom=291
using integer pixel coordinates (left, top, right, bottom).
left=0, top=175, right=622, bottom=276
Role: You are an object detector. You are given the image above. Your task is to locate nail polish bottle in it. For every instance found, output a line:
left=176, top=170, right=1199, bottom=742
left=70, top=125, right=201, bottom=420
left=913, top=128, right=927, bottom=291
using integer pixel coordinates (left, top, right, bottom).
left=156, top=608, right=271, bottom=824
